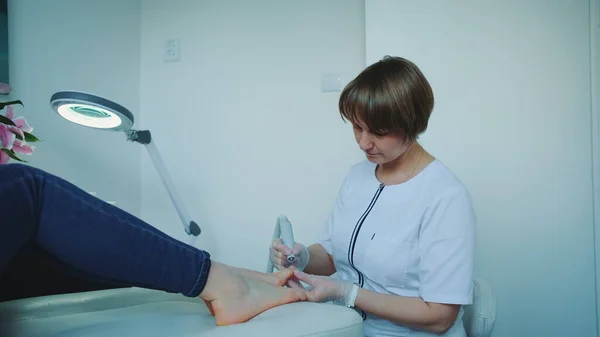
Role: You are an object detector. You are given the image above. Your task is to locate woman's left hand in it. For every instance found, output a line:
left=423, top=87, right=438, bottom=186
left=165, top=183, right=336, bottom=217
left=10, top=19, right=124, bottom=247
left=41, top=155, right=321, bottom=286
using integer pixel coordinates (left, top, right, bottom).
left=291, top=270, right=352, bottom=305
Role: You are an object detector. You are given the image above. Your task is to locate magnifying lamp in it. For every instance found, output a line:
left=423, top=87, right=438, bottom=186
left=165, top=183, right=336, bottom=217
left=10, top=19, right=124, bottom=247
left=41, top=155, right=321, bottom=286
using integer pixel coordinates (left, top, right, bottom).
left=50, top=91, right=201, bottom=239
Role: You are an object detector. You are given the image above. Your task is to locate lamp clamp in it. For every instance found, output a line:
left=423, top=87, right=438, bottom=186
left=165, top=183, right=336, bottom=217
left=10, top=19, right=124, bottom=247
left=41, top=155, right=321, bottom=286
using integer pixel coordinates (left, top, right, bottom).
left=126, top=129, right=152, bottom=145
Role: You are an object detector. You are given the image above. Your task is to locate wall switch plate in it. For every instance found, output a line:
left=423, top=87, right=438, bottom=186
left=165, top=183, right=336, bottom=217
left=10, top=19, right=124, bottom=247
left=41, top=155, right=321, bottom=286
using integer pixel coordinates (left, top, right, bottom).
left=164, top=39, right=180, bottom=63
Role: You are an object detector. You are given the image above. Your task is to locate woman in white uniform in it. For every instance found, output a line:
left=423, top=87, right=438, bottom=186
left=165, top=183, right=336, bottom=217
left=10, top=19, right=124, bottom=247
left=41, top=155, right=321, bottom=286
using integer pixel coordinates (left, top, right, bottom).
left=270, top=56, right=476, bottom=337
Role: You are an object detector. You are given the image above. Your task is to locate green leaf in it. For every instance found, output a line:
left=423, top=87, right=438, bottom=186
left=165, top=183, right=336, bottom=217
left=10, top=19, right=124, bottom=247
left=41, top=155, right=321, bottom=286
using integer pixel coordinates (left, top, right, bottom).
left=0, top=100, right=23, bottom=109
left=1, top=148, right=26, bottom=162
left=0, top=114, right=15, bottom=126
left=23, top=132, right=40, bottom=142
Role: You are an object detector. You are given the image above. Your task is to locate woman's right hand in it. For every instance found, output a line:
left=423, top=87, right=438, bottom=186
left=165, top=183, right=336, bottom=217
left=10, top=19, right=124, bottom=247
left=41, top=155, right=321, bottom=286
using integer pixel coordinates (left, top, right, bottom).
left=270, top=239, right=310, bottom=271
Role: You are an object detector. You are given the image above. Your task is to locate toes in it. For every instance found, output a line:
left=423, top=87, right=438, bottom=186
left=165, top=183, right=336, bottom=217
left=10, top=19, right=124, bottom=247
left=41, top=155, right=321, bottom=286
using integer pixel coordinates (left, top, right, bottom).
left=281, top=287, right=308, bottom=302
left=292, top=288, right=308, bottom=302
left=286, top=277, right=304, bottom=289
left=274, top=268, right=295, bottom=284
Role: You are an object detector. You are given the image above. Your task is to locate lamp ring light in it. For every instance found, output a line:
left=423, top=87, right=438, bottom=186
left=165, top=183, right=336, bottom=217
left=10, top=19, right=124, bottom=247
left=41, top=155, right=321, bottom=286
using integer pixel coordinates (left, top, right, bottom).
left=50, top=91, right=201, bottom=239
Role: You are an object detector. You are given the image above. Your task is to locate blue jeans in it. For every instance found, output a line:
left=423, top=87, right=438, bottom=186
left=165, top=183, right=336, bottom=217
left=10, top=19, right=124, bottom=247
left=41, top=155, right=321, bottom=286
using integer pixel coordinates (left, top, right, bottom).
left=0, top=163, right=211, bottom=298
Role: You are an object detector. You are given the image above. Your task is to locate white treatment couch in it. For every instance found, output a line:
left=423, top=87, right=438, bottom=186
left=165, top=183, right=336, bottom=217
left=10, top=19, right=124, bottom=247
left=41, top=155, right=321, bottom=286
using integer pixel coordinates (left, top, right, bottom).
left=0, top=278, right=495, bottom=337
left=0, top=287, right=363, bottom=337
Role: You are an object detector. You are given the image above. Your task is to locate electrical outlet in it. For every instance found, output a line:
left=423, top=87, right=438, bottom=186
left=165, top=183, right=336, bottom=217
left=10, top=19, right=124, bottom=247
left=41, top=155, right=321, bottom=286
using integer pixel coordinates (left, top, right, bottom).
left=164, top=39, right=180, bottom=63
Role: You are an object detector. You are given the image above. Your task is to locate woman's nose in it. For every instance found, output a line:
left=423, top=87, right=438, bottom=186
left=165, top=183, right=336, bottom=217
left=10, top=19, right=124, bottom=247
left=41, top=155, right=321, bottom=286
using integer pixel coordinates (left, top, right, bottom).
left=357, top=132, right=373, bottom=151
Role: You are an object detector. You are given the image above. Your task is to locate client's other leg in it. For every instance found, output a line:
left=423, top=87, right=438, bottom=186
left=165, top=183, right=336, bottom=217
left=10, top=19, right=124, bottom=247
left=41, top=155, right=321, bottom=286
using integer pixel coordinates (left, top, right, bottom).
left=0, top=164, right=306, bottom=326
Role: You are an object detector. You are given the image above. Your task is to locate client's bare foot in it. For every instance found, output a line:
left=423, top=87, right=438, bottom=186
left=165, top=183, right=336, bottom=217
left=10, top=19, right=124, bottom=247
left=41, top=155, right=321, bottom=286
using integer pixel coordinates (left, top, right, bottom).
left=202, top=267, right=296, bottom=316
left=201, top=266, right=297, bottom=315
left=235, top=266, right=296, bottom=287
left=200, top=261, right=307, bottom=326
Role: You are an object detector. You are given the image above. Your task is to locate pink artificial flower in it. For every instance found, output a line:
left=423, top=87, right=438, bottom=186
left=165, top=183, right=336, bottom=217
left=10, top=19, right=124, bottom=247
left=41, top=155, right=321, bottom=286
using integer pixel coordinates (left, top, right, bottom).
left=0, top=107, right=26, bottom=150
left=0, top=150, right=8, bottom=164
left=13, top=116, right=33, bottom=133
left=12, top=139, right=34, bottom=155
left=0, top=83, right=11, bottom=95
left=5, top=105, right=33, bottom=133
left=0, top=103, right=36, bottom=164
left=0, top=123, right=15, bottom=150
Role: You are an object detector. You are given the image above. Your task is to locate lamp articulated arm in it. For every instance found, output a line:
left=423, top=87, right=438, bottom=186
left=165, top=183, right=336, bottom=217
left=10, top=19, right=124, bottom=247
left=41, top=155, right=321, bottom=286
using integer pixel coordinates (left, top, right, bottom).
left=126, top=129, right=201, bottom=238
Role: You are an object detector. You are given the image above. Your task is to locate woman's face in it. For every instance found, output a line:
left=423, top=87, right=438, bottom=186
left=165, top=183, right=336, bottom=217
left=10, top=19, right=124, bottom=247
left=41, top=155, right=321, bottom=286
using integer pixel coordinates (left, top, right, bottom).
left=352, top=118, right=411, bottom=165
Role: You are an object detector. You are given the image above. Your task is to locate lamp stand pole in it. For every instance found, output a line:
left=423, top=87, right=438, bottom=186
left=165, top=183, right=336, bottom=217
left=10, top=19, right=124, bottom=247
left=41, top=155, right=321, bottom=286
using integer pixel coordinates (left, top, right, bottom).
left=126, top=129, right=201, bottom=239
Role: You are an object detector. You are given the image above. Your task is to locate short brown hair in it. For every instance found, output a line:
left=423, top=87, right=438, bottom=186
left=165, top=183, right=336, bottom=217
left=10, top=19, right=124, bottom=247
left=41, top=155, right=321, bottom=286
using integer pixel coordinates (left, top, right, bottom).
left=338, top=56, right=434, bottom=142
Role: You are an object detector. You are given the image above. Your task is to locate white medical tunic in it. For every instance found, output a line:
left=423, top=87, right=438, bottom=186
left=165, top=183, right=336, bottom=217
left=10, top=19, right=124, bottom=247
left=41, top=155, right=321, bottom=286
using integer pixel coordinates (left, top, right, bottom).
left=317, top=159, right=476, bottom=337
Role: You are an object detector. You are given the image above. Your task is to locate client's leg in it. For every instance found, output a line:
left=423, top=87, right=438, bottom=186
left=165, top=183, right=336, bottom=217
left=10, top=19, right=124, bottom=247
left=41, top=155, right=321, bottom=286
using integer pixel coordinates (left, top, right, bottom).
left=0, top=163, right=210, bottom=296
left=0, top=164, right=306, bottom=326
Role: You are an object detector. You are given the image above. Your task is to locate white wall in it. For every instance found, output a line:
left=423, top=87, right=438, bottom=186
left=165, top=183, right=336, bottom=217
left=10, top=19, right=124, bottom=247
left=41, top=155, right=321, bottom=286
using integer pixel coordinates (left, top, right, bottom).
left=138, top=0, right=366, bottom=269
left=365, top=1, right=597, bottom=336
left=7, top=0, right=142, bottom=215
left=8, top=1, right=600, bottom=335
left=591, top=0, right=600, bottom=333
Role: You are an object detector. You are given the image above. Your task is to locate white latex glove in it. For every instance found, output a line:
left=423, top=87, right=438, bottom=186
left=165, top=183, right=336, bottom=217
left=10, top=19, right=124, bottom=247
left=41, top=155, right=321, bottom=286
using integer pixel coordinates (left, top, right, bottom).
left=291, top=270, right=356, bottom=306
left=270, top=238, right=310, bottom=271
